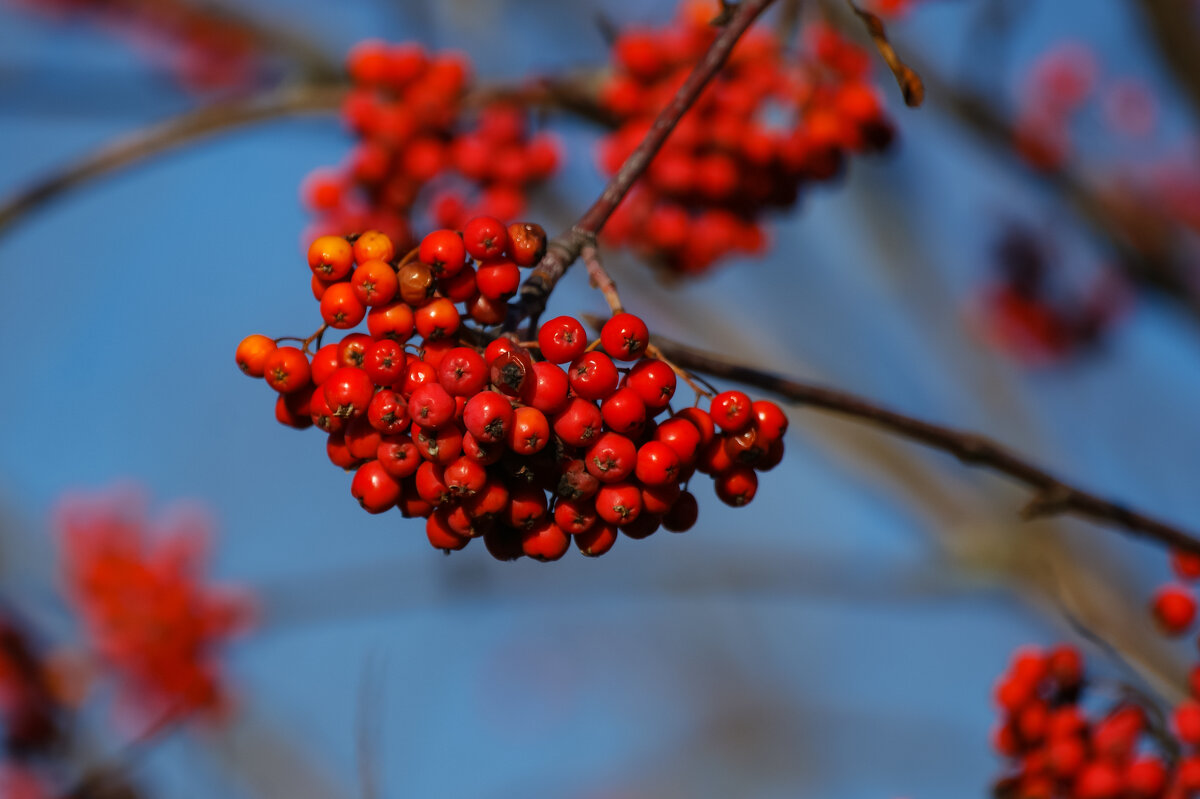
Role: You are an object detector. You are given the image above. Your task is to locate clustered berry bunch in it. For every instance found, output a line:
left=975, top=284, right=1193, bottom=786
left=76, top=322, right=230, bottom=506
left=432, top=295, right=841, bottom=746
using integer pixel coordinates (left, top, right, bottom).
left=303, top=42, right=560, bottom=251
left=56, top=494, right=253, bottom=727
left=989, top=645, right=1186, bottom=799
left=237, top=219, right=787, bottom=560
left=598, top=5, right=893, bottom=274
left=990, top=547, right=1200, bottom=798
left=8, top=0, right=259, bottom=92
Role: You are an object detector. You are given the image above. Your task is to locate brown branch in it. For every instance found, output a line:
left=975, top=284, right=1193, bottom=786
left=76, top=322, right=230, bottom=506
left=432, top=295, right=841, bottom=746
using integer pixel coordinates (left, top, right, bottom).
left=845, top=1, right=925, bottom=107
left=0, top=83, right=347, bottom=238
left=504, top=0, right=780, bottom=331
left=581, top=236, right=624, bottom=315
left=1136, top=0, right=1200, bottom=127
left=640, top=326, right=1200, bottom=556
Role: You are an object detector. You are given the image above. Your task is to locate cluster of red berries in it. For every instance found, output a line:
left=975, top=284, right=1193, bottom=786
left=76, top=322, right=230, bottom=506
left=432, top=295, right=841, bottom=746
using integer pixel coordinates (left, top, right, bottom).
left=1015, top=42, right=1158, bottom=173
left=977, top=226, right=1127, bottom=368
left=9, top=0, right=259, bottom=92
left=237, top=220, right=786, bottom=560
left=56, top=492, right=253, bottom=727
left=303, top=42, right=559, bottom=251
left=598, top=5, right=893, bottom=274
left=989, top=645, right=1190, bottom=799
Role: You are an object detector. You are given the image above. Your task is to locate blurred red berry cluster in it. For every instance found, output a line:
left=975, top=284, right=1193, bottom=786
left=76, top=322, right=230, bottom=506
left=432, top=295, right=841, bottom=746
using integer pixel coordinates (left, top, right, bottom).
left=238, top=221, right=787, bottom=559
left=4, top=0, right=260, bottom=92
left=302, top=42, right=560, bottom=251
left=598, top=4, right=893, bottom=275
left=57, top=491, right=252, bottom=728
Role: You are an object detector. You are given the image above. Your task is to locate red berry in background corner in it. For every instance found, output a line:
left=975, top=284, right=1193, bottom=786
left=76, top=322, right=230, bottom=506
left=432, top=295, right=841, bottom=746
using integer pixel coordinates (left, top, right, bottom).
left=1152, top=584, right=1196, bottom=635
left=600, top=312, right=650, bottom=361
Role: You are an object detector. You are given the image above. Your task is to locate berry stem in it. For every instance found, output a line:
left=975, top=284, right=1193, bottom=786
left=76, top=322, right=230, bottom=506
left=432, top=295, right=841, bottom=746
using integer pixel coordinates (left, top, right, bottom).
left=581, top=237, right=624, bottom=315
left=646, top=343, right=714, bottom=400
left=506, top=0, right=781, bottom=330
left=610, top=318, right=1200, bottom=555
left=843, top=0, right=925, bottom=107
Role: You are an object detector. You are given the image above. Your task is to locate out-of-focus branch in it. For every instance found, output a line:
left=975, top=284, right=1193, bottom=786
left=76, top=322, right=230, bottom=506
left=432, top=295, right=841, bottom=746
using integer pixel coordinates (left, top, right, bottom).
left=1136, top=0, right=1200, bottom=125
left=505, top=0, right=781, bottom=331
left=0, top=83, right=346, bottom=238
left=634, top=325, right=1200, bottom=556
left=844, top=1, right=925, bottom=106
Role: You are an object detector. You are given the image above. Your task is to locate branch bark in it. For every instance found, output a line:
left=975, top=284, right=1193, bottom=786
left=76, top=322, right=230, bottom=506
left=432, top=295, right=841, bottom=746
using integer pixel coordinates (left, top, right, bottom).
left=505, top=0, right=780, bottom=331
left=637, top=325, right=1200, bottom=555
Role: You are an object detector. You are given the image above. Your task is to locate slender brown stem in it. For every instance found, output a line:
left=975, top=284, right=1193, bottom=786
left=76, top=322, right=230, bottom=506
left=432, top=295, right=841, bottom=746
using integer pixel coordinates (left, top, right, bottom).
left=505, top=0, right=780, bottom=330
left=844, top=0, right=925, bottom=107
left=636, top=324, right=1200, bottom=555
left=581, top=237, right=625, bottom=315
left=0, top=83, right=347, bottom=238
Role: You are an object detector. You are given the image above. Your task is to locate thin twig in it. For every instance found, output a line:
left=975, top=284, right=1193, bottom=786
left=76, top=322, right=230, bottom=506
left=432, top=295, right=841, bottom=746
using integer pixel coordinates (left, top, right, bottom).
left=844, top=0, right=925, bottom=107
left=581, top=236, right=624, bottom=315
left=639, top=327, right=1200, bottom=556
left=504, top=0, right=780, bottom=331
left=0, top=83, right=347, bottom=238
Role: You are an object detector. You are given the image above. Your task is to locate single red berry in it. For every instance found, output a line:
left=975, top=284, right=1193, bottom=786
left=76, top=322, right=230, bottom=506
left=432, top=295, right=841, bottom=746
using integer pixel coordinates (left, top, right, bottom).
left=462, top=431, right=504, bottom=465
left=310, top=388, right=344, bottom=433
left=600, top=313, right=650, bottom=361
left=408, top=382, right=456, bottom=430
left=443, top=456, right=488, bottom=496
left=337, top=333, right=374, bottom=368
left=426, top=510, right=470, bottom=552
left=1152, top=584, right=1196, bottom=635
left=1046, top=735, right=1085, bottom=777
left=662, top=491, right=698, bottom=532
left=323, top=367, right=375, bottom=418
left=751, top=400, right=789, bottom=443
left=600, top=387, right=647, bottom=437
left=415, top=461, right=452, bottom=506
left=463, top=392, right=514, bottom=443
left=506, top=222, right=547, bottom=267
left=412, top=423, right=463, bottom=466
left=367, top=301, right=415, bottom=342
left=352, top=230, right=395, bottom=265
left=418, top=229, right=467, bottom=278
left=1125, top=757, right=1167, bottom=799
left=529, top=361, right=570, bottom=415
left=595, top=482, right=643, bottom=526
left=467, top=293, right=507, bottom=326
left=1046, top=645, right=1083, bottom=688
left=1073, top=761, right=1122, bottom=799
left=554, top=497, right=598, bottom=535
left=351, top=259, right=399, bottom=307
left=351, top=461, right=402, bottom=514
left=1173, top=549, right=1200, bottom=581
left=489, top=347, right=536, bottom=400
left=438, top=263, right=478, bottom=303
left=569, top=351, right=619, bottom=401
left=586, top=432, right=637, bottom=483
left=553, top=397, right=605, bottom=447
left=709, top=390, right=753, bottom=433
left=401, top=359, right=438, bottom=398
left=475, top=258, right=521, bottom=300
left=367, top=389, right=410, bottom=434
left=506, top=484, right=548, bottom=529
left=275, top=387, right=314, bottom=429
left=506, top=406, right=550, bottom=455
left=264, top=346, right=311, bottom=394
left=624, top=359, right=676, bottom=413
left=1175, top=700, right=1200, bottom=745
left=635, top=441, right=681, bottom=486
left=377, top=434, right=421, bottom=479
left=641, top=482, right=681, bottom=516
left=576, top=521, right=618, bottom=557
left=537, top=316, right=588, bottom=364
left=320, top=282, right=368, bottom=329
left=674, top=406, right=715, bottom=447
left=437, top=347, right=488, bottom=396
left=236, top=334, right=277, bottom=377
left=462, top=216, right=509, bottom=260
left=414, top=297, right=461, bottom=340
left=326, top=431, right=360, bottom=470
left=308, top=235, right=353, bottom=280
left=714, top=465, right=758, bottom=506
left=653, top=417, right=703, bottom=466
left=362, top=339, right=407, bottom=387
left=522, top=518, right=570, bottom=562
left=343, top=416, right=383, bottom=461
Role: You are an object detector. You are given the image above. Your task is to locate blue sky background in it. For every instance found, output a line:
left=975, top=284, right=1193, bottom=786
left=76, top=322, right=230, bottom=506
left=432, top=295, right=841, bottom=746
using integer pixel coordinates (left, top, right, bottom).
left=2, top=1, right=1200, bottom=797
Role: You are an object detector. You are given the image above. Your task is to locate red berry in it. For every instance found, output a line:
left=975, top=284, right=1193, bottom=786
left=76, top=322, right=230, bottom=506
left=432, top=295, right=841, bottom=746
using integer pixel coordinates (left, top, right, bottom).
left=528, top=361, right=570, bottom=415
left=586, top=432, right=637, bottom=483
left=323, top=367, right=375, bottom=418
left=600, top=387, right=647, bottom=437
left=236, top=334, right=277, bottom=378
left=351, top=461, right=402, bottom=514
left=362, top=339, right=407, bottom=387
left=595, top=482, right=643, bottom=526
left=308, top=235, right=353, bottom=280
left=408, top=382, right=456, bottom=430
left=624, top=359, right=676, bottom=413
left=709, top=390, right=753, bottom=433
left=418, top=229, right=467, bottom=278
left=714, top=466, right=758, bottom=506
left=1152, top=584, right=1196, bottom=635
left=600, top=312, right=650, bottom=361
left=635, top=441, right=681, bottom=486
left=522, top=518, right=570, bottom=561
left=506, top=406, right=550, bottom=455
left=1175, top=700, right=1200, bottom=745
left=264, top=346, right=311, bottom=394
left=463, top=392, right=514, bottom=443
left=320, top=282, right=368, bottom=329
left=378, top=434, right=420, bottom=478
left=751, top=400, right=788, bottom=443
left=414, top=297, right=460, bottom=340
left=367, top=301, right=415, bottom=342
left=367, top=389, right=409, bottom=434
left=576, top=522, right=618, bottom=557
left=553, top=398, right=605, bottom=447
left=462, top=216, right=509, bottom=260
left=352, top=230, right=395, bottom=265
left=475, top=258, right=521, bottom=300
left=351, top=259, right=399, bottom=307
left=537, top=316, right=588, bottom=364
left=437, top=347, right=488, bottom=396
left=569, top=351, right=620, bottom=401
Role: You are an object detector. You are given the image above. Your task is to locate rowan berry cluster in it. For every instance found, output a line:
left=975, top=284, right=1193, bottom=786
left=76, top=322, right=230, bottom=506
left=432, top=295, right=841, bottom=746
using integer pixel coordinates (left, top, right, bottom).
left=598, top=6, right=893, bottom=274
left=56, top=493, right=253, bottom=727
left=989, top=645, right=1185, bottom=799
left=237, top=219, right=787, bottom=560
left=303, top=42, right=559, bottom=251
